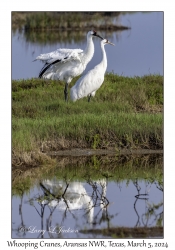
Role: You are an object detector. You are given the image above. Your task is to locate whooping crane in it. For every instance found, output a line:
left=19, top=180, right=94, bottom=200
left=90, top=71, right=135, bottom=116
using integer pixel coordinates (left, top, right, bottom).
left=34, top=30, right=104, bottom=101
left=70, top=39, right=114, bottom=102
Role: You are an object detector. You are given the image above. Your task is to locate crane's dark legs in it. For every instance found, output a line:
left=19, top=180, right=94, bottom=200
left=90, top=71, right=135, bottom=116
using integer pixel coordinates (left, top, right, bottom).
left=88, top=94, right=92, bottom=102
left=64, top=83, right=68, bottom=102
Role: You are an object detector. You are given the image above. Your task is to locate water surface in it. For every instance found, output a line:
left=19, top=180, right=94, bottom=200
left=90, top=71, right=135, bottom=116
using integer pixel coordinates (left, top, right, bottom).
left=12, top=12, right=163, bottom=80
left=12, top=154, right=163, bottom=239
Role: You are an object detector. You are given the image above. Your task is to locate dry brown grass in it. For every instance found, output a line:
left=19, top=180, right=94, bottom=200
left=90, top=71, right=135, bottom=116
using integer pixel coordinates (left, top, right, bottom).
left=12, top=150, right=56, bottom=168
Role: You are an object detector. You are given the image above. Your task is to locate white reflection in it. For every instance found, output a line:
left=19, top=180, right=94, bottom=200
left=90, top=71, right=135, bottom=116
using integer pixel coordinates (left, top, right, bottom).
left=41, top=180, right=94, bottom=223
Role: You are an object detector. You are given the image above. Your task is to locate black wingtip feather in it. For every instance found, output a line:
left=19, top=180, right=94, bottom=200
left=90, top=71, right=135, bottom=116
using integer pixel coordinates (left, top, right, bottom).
left=38, top=59, right=61, bottom=78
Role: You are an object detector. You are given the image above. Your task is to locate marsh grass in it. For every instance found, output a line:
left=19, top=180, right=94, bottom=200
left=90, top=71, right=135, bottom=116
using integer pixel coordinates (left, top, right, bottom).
left=12, top=12, right=127, bottom=32
left=12, top=74, right=163, bottom=167
left=12, top=12, right=130, bottom=45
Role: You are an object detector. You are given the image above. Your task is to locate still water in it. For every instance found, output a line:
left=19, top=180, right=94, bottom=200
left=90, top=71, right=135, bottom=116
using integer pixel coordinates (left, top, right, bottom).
left=12, top=12, right=163, bottom=80
left=12, top=155, right=163, bottom=239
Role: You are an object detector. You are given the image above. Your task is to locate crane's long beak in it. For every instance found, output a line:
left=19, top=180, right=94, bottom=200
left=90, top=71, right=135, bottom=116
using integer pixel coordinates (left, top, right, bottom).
left=95, top=34, right=104, bottom=40
left=107, top=41, right=115, bottom=46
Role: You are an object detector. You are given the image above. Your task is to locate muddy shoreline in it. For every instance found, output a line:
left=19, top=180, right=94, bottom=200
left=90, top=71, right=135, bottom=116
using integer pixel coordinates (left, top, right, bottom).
left=12, top=148, right=163, bottom=169
left=47, top=148, right=163, bottom=157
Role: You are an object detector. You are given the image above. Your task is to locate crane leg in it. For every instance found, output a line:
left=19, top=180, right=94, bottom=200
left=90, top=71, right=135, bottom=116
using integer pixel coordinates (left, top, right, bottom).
left=64, top=83, right=68, bottom=102
left=88, top=94, right=92, bottom=102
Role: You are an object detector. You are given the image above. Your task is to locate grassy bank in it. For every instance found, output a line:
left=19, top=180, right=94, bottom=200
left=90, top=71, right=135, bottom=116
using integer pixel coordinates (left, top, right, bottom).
left=12, top=74, right=163, bottom=167
left=12, top=12, right=129, bottom=32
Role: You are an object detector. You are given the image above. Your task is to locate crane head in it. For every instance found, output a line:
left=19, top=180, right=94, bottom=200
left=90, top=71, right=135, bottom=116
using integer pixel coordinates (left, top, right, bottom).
left=89, top=30, right=104, bottom=40
left=103, top=39, right=115, bottom=46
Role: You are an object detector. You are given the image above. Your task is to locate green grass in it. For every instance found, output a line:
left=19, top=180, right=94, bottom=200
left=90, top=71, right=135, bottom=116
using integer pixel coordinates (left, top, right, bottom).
left=12, top=73, right=163, bottom=166
left=12, top=12, right=125, bottom=31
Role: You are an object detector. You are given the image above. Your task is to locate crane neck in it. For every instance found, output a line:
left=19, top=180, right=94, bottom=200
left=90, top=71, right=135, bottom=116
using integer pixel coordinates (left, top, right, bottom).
left=82, top=35, right=94, bottom=65
left=99, top=43, right=107, bottom=72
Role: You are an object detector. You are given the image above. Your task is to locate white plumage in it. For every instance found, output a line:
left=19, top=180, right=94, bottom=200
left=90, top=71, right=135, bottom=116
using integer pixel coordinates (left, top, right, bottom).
left=70, top=39, right=115, bottom=102
left=34, top=30, right=103, bottom=101
left=35, top=48, right=83, bottom=64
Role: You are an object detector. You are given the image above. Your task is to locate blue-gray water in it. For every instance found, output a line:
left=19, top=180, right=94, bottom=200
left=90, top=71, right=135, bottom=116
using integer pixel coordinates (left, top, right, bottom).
left=12, top=178, right=163, bottom=238
left=12, top=12, right=163, bottom=80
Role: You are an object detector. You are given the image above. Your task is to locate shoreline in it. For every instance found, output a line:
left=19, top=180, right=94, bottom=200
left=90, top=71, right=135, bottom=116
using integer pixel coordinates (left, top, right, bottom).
left=12, top=148, right=163, bottom=169
left=47, top=148, right=163, bottom=157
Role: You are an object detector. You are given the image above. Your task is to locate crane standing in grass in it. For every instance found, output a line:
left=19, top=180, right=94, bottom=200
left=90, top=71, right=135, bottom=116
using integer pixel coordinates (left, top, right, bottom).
left=70, top=39, right=115, bottom=102
left=34, top=30, right=104, bottom=101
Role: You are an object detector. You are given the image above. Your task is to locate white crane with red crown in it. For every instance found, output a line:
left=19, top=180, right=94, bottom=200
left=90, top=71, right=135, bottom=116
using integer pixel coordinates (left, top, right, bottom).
left=34, top=30, right=104, bottom=101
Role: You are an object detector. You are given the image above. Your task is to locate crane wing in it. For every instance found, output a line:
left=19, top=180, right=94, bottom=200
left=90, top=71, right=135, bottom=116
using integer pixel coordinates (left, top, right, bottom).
left=35, top=48, right=83, bottom=78
left=34, top=48, right=83, bottom=64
